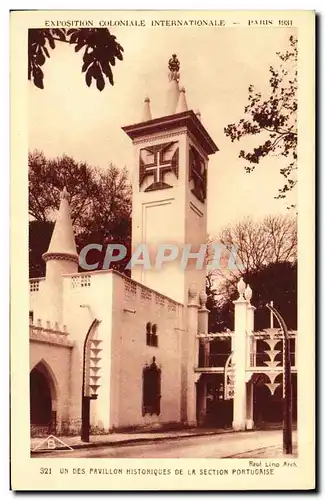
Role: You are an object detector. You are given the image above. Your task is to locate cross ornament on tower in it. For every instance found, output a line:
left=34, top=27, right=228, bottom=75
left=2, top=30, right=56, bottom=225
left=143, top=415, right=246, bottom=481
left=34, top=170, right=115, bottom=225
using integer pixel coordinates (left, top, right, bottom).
left=139, top=142, right=179, bottom=192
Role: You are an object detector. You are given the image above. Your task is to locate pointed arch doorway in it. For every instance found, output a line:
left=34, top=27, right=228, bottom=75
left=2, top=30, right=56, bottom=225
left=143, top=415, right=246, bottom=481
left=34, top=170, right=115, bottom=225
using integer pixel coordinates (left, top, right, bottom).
left=30, top=361, right=58, bottom=435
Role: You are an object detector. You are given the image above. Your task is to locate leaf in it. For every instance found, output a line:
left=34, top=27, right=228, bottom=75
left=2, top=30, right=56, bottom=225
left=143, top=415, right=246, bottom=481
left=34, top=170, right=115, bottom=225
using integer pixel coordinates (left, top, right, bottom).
left=36, top=51, right=46, bottom=66
left=75, top=42, right=84, bottom=52
left=85, top=66, right=93, bottom=87
left=67, top=28, right=78, bottom=35
left=106, top=64, right=114, bottom=86
left=69, top=31, right=80, bottom=44
left=52, top=29, right=66, bottom=41
left=43, top=46, right=50, bottom=58
left=96, top=71, right=105, bottom=91
left=82, top=59, right=92, bottom=73
left=33, top=67, right=44, bottom=89
left=101, top=60, right=110, bottom=78
left=34, top=78, right=44, bottom=89
left=46, top=34, right=55, bottom=49
left=29, top=27, right=124, bottom=92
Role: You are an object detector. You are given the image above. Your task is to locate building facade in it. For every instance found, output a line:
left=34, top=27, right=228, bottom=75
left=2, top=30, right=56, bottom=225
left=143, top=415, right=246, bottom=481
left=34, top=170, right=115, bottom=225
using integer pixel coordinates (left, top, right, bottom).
left=29, top=55, right=297, bottom=436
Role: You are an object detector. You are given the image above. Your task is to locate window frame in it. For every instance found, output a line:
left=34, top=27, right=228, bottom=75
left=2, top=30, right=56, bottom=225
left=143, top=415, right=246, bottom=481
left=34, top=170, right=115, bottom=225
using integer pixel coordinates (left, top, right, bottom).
left=146, top=322, right=158, bottom=347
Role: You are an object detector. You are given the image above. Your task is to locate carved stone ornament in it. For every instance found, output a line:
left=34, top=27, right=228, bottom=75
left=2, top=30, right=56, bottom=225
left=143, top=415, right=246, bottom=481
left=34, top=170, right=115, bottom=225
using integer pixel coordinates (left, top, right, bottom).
left=42, top=252, right=79, bottom=264
left=237, top=277, right=246, bottom=298
left=199, top=290, right=208, bottom=307
left=244, top=284, right=253, bottom=302
left=188, top=283, right=198, bottom=302
left=139, top=142, right=179, bottom=192
left=168, top=54, right=180, bottom=81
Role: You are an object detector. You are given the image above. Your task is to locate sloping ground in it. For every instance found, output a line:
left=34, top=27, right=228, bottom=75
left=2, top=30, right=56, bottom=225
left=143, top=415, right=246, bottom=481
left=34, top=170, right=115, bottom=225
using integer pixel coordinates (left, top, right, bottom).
left=226, top=443, right=298, bottom=458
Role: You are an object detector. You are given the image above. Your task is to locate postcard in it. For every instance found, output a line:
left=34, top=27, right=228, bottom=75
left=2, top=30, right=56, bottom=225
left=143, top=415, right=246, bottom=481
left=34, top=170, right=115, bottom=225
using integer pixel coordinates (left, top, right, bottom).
left=10, top=10, right=315, bottom=490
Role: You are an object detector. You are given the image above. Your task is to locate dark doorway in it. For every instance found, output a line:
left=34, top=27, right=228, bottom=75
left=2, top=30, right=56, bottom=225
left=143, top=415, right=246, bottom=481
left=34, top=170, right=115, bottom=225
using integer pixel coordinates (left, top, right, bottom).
left=142, top=358, right=161, bottom=416
left=253, top=373, right=297, bottom=427
left=30, top=365, right=53, bottom=428
left=199, top=374, right=233, bottom=428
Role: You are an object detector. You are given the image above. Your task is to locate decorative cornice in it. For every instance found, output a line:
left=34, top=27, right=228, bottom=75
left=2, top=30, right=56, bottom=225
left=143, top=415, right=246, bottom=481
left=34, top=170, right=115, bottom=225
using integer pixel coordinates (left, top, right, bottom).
left=134, top=129, right=209, bottom=163
left=134, top=130, right=187, bottom=146
left=29, top=325, right=74, bottom=347
left=122, top=110, right=218, bottom=156
left=122, top=273, right=182, bottom=309
left=187, top=130, right=209, bottom=162
left=42, top=251, right=79, bottom=264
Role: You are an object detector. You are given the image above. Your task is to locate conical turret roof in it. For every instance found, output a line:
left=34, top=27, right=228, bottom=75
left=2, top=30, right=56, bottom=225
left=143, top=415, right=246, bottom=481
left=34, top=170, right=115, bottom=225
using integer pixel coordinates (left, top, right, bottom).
left=176, top=87, right=188, bottom=113
left=43, top=187, right=78, bottom=263
left=141, top=96, right=152, bottom=121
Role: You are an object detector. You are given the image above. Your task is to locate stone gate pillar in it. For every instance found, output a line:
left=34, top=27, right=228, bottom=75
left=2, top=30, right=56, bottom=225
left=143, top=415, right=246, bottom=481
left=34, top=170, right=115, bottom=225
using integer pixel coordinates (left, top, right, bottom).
left=198, top=290, right=210, bottom=365
left=245, top=286, right=255, bottom=430
left=232, top=278, right=249, bottom=431
left=184, top=284, right=200, bottom=425
left=197, top=290, right=209, bottom=424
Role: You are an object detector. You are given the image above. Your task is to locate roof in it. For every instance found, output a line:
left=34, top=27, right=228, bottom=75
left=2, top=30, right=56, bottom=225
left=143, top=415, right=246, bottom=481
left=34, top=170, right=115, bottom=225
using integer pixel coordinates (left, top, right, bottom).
left=43, top=187, right=78, bottom=262
left=122, top=110, right=219, bottom=156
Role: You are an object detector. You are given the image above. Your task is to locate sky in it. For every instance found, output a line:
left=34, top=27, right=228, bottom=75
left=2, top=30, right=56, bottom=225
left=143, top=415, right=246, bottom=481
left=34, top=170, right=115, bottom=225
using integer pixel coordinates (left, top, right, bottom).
left=29, top=25, right=297, bottom=237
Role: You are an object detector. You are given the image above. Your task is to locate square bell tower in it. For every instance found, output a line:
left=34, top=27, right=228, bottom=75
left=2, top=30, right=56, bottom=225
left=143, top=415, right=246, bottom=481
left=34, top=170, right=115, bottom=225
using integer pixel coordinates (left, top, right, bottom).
left=122, top=55, right=218, bottom=304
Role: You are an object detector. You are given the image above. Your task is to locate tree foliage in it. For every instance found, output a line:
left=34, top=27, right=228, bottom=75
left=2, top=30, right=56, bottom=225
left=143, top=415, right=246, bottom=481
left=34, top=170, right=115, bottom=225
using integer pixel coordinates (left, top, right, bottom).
left=218, top=214, right=297, bottom=275
left=207, top=214, right=297, bottom=332
left=29, top=150, right=132, bottom=277
left=224, top=35, right=297, bottom=200
left=210, top=261, right=297, bottom=332
left=28, top=28, right=123, bottom=91
left=29, top=220, right=54, bottom=278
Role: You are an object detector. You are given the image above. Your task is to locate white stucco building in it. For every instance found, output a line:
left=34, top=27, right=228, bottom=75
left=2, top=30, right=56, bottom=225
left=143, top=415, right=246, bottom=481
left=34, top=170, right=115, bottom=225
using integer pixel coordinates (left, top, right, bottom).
left=29, top=55, right=297, bottom=437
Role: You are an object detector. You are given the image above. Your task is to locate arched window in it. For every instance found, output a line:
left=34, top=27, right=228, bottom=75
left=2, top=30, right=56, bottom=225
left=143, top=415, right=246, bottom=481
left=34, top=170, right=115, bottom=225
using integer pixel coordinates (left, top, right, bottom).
left=151, top=324, right=158, bottom=347
left=146, top=322, right=158, bottom=347
left=146, top=322, right=152, bottom=345
left=142, top=357, right=161, bottom=416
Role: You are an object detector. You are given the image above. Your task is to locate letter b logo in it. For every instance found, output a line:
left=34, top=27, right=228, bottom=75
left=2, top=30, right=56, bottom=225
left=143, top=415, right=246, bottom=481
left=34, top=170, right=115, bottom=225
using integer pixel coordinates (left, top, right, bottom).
left=47, top=438, right=56, bottom=450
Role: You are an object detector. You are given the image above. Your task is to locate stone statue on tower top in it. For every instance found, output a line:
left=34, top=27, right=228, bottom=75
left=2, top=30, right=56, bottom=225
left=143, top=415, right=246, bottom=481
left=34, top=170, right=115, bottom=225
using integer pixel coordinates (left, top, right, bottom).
left=168, top=54, right=180, bottom=81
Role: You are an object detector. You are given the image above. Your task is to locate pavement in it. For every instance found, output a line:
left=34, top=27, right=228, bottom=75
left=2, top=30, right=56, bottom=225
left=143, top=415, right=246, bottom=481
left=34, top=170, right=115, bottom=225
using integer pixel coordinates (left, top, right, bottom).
left=31, top=427, right=233, bottom=454
left=31, top=428, right=297, bottom=459
left=228, top=442, right=298, bottom=458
